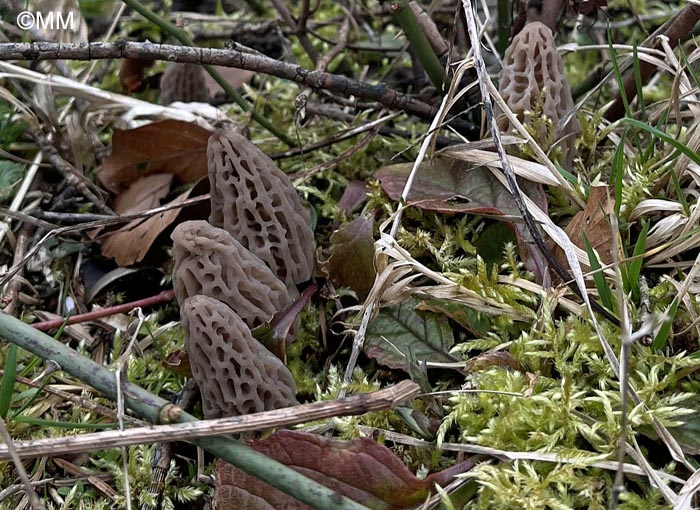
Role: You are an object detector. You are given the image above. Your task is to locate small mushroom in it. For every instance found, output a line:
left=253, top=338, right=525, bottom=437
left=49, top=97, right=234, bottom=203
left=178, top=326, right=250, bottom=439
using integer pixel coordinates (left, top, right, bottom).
left=159, top=63, right=209, bottom=105
left=498, top=21, right=579, bottom=160
left=207, top=131, right=315, bottom=287
left=181, top=295, right=298, bottom=419
left=171, top=220, right=291, bottom=330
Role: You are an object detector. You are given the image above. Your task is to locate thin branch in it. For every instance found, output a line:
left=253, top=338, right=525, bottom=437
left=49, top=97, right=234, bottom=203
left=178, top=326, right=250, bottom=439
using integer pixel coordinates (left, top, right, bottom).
left=28, top=126, right=113, bottom=215
left=0, top=380, right=419, bottom=460
left=31, top=290, right=176, bottom=331
left=270, top=0, right=319, bottom=63
left=119, top=0, right=295, bottom=146
left=295, top=16, right=351, bottom=122
left=0, top=41, right=479, bottom=138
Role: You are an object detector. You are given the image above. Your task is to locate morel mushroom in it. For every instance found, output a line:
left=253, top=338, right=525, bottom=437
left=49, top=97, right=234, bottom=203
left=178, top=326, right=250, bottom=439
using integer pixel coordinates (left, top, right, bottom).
left=498, top=21, right=579, bottom=159
left=207, top=131, right=315, bottom=286
left=171, top=220, right=291, bottom=330
left=181, top=295, right=298, bottom=419
left=159, top=63, right=209, bottom=105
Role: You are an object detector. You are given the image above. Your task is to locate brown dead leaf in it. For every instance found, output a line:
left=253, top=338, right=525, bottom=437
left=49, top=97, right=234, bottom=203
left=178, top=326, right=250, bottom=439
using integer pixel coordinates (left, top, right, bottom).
left=162, top=350, right=191, bottom=377
left=555, top=185, right=614, bottom=273
left=337, top=181, right=369, bottom=217
left=113, top=174, right=173, bottom=215
left=101, top=188, right=193, bottom=266
left=215, top=430, right=475, bottom=510
left=97, top=120, right=211, bottom=194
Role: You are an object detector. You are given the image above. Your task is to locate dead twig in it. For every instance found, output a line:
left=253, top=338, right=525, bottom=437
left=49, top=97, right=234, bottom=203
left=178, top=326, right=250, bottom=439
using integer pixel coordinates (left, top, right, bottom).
left=295, top=16, right=351, bottom=123
left=291, top=118, right=385, bottom=180
left=270, top=0, right=319, bottom=64
left=28, top=126, right=113, bottom=215
left=0, top=41, right=479, bottom=137
left=0, top=380, right=420, bottom=460
left=31, top=290, right=176, bottom=332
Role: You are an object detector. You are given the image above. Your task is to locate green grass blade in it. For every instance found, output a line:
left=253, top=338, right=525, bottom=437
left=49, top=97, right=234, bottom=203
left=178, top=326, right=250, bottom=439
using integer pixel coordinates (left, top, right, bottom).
left=626, top=220, right=648, bottom=299
left=0, top=344, right=18, bottom=419
left=12, top=378, right=51, bottom=417
left=581, top=234, right=614, bottom=312
left=632, top=40, right=645, bottom=119
left=670, top=170, right=690, bottom=216
left=653, top=299, right=679, bottom=350
left=608, top=29, right=632, bottom=119
left=611, top=133, right=625, bottom=217
left=496, top=0, right=511, bottom=56
left=623, top=118, right=700, bottom=167
left=12, top=415, right=117, bottom=429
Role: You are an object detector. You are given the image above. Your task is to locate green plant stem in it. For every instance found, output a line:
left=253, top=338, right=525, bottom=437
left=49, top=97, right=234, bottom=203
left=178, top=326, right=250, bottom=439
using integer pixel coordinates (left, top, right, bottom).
left=496, top=0, right=511, bottom=56
left=120, top=0, right=296, bottom=147
left=392, top=0, right=446, bottom=93
left=0, top=312, right=370, bottom=510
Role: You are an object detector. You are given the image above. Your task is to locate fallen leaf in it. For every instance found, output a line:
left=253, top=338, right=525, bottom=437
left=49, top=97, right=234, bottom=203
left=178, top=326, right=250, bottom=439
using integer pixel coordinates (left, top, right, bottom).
left=215, top=429, right=475, bottom=510
left=162, top=350, right=191, bottom=377
left=375, top=157, right=516, bottom=215
left=101, top=188, right=193, bottom=266
left=113, top=174, right=173, bottom=215
left=554, top=185, right=614, bottom=272
left=97, top=120, right=211, bottom=194
left=328, top=217, right=376, bottom=300
left=337, top=181, right=369, bottom=217
left=364, top=296, right=457, bottom=371
left=415, top=296, right=490, bottom=336
left=375, top=156, right=548, bottom=281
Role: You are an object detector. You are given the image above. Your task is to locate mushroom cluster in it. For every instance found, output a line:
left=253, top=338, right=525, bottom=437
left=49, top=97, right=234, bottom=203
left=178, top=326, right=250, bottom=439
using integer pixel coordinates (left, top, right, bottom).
left=171, top=131, right=314, bottom=419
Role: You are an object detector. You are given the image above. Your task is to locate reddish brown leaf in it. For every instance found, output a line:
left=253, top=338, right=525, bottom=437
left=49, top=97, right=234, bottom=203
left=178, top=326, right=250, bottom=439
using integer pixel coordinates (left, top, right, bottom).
left=337, top=181, right=369, bottom=217
left=101, top=188, right=193, bottom=266
left=375, top=156, right=548, bottom=281
left=328, top=217, right=376, bottom=300
left=215, top=430, right=475, bottom=510
left=97, top=120, right=211, bottom=194
left=554, top=185, right=614, bottom=274
left=113, top=174, right=173, bottom=215
left=162, top=349, right=191, bottom=376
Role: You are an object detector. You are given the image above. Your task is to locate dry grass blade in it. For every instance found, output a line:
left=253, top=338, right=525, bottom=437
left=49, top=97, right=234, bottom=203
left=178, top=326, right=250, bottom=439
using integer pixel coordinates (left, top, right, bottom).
left=358, top=426, right=686, bottom=485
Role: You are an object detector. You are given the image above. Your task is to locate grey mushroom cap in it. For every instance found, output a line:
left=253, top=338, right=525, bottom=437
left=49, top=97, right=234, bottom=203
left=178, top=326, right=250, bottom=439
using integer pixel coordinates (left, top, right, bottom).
left=207, top=131, right=315, bottom=286
left=171, top=220, right=291, bottom=330
left=180, top=295, right=298, bottom=419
